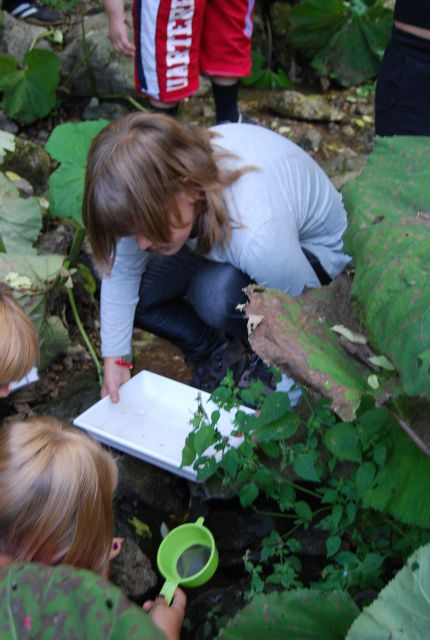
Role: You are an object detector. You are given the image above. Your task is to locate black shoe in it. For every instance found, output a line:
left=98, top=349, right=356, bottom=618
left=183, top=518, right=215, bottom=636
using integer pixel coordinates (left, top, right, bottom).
left=237, top=354, right=276, bottom=394
left=216, top=111, right=257, bottom=125
left=237, top=111, right=257, bottom=125
left=189, top=340, right=249, bottom=393
left=3, top=1, right=63, bottom=25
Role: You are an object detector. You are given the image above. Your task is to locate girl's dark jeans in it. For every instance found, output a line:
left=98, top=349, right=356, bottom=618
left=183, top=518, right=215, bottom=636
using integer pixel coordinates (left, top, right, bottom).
left=375, top=27, right=430, bottom=136
left=134, top=245, right=252, bottom=360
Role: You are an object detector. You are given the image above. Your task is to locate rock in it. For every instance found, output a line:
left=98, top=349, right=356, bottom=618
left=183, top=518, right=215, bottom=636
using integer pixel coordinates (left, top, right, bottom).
left=109, top=537, right=157, bottom=600
left=35, top=371, right=100, bottom=422
left=265, top=90, right=346, bottom=123
left=321, top=149, right=368, bottom=189
left=342, top=125, right=356, bottom=139
left=205, top=510, right=274, bottom=553
left=297, top=126, right=322, bottom=153
left=82, top=98, right=131, bottom=122
left=3, top=173, right=34, bottom=197
left=116, top=456, right=189, bottom=517
left=0, top=13, right=52, bottom=59
left=60, top=12, right=135, bottom=97
left=35, top=224, right=72, bottom=255
left=0, top=111, right=19, bottom=134
left=1, top=136, right=52, bottom=194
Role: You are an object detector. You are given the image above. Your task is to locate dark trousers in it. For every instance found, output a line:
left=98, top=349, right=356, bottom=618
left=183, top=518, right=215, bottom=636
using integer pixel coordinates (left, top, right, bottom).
left=375, top=27, right=430, bottom=136
left=134, top=246, right=252, bottom=360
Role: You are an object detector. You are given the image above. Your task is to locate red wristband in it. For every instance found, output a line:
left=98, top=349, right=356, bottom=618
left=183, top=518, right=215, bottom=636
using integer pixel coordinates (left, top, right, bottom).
left=114, top=359, right=133, bottom=370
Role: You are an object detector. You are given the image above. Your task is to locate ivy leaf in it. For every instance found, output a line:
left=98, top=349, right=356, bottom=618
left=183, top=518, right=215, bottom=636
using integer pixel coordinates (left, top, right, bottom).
left=239, top=482, right=259, bottom=507
left=45, top=120, right=109, bottom=226
left=295, top=500, right=313, bottom=523
left=220, top=448, right=239, bottom=476
left=181, top=432, right=195, bottom=467
left=326, top=535, right=342, bottom=558
left=0, top=49, right=60, bottom=124
left=293, top=451, right=321, bottom=481
left=355, top=462, right=376, bottom=494
left=324, top=422, right=362, bottom=463
left=194, top=425, right=216, bottom=456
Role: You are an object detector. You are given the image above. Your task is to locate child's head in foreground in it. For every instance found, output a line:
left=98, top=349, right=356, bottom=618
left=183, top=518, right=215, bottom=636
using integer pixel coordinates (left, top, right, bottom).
left=0, top=416, right=118, bottom=575
left=0, top=284, right=39, bottom=398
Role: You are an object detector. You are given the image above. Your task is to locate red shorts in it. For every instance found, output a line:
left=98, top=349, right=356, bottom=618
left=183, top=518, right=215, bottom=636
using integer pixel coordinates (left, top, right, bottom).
left=133, top=0, right=255, bottom=102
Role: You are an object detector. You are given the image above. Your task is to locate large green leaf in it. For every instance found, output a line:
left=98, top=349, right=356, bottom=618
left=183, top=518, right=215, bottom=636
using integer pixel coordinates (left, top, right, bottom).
left=0, top=49, right=60, bottom=124
left=0, top=252, right=65, bottom=329
left=45, top=120, right=109, bottom=225
left=246, top=277, right=374, bottom=420
left=291, top=0, right=392, bottom=86
left=0, top=562, right=165, bottom=639
left=0, top=172, right=42, bottom=253
left=342, top=137, right=430, bottom=401
left=217, top=589, right=359, bottom=639
left=363, top=420, right=430, bottom=528
left=347, top=543, right=430, bottom=639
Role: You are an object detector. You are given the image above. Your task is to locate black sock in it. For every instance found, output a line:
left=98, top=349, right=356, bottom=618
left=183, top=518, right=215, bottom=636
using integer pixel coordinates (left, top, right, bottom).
left=211, top=81, right=240, bottom=124
left=149, top=102, right=180, bottom=118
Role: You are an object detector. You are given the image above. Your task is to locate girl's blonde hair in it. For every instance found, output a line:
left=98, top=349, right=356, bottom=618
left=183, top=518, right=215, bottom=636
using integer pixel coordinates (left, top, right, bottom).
left=0, top=284, right=39, bottom=385
left=83, top=112, right=248, bottom=272
left=0, top=417, right=118, bottom=575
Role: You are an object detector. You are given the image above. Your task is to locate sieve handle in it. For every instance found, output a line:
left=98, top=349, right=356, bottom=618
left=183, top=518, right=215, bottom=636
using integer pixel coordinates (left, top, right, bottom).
left=159, top=579, right=178, bottom=606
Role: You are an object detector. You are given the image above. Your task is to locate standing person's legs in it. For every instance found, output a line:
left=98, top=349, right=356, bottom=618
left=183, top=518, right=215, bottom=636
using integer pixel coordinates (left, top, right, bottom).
left=375, top=28, right=430, bottom=136
left=132, top=0, right=206, bottom=112
left=201, top=0, right=255, bottom=123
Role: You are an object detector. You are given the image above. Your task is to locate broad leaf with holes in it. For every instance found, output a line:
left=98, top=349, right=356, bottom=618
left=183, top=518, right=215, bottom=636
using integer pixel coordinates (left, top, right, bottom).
left=0, top=172, right=42, bottom=253
left=0, top=49, right=60, bottom=124
left=343, top=136, right=430, bottom=401
left=347, top=543, right=430, bottom=639
left=217, top=589, right=359, bottom=639
left=45, top=120, right=109, bottom=225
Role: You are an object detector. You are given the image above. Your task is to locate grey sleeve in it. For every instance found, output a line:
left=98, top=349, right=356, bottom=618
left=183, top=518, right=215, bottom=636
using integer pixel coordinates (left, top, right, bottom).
left=100, top=237, right=149, bottom=357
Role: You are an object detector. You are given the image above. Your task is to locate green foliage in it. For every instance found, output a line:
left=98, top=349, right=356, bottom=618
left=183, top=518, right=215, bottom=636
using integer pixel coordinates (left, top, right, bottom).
left=290, top=0, right=392, bottom=86
left=183, top=380, right=430, bottom=594
left=347, top=542, right=430, bottom=638
left=0, top=49, right=60, bottom=124
left=45, top=120, right=109, bottom=226
left=342, top=137, right=430, bottom=401
left=242, top=52, right=291, bottom=90
left=217, top=543, right=430, bottom=639
left=0, top=172, right=41, bottom=253
left=216, top=589, right=359, bottom=639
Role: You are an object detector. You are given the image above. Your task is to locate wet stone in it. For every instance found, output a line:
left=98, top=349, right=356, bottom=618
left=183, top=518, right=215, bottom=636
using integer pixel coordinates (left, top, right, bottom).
left=109, top=537, right=157, bottom=600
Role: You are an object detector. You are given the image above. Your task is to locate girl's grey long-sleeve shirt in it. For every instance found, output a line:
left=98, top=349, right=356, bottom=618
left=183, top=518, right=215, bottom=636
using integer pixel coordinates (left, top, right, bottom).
left=100, top=123, right=350, bottom=357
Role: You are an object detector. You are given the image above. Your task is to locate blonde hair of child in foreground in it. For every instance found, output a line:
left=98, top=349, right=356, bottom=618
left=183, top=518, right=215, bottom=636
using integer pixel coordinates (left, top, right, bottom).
left=0, top=417, right=185, bottom=640
left=0, top=283, right=39, bottom=398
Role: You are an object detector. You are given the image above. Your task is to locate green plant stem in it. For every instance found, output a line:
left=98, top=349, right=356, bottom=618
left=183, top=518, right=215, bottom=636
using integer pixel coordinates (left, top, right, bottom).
left=0, top=234, right=7, bottom=253
left=29, top=29, right=55, bottom=51
left=252, top=507, right=295, bottom=519
left=65, top=284, right=103, bottom=384
left=386, top=518, right=406, bottom=538
left=101, top=94, right=148, bottom=112
left=68, top=226, right=86, bottom=266
left=80, top=9, right=98, bottom=96
left=62, top=43, right=97, bottom=89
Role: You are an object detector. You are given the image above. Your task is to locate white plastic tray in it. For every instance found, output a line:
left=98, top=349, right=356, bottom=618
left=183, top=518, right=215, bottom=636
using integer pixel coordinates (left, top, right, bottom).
left=73, top=370, right=248, bottom=482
